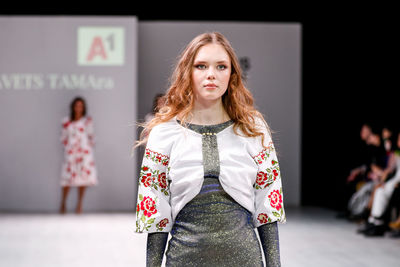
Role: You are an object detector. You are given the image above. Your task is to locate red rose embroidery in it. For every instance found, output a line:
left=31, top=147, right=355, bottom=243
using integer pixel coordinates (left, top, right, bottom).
left=158, top=172, right=167, bottom=189
left=158, top=218, right=169, bottom=228
left=140, top=196, right=157, bottom=217
left=273, top=169, right=279, bottom=177
left=136, top=204, right=140, bottom=212
left=268, top=189, right=283, bottom=210
left=256, top=171, right=268, bottom=186
left=252, top=142, right=274, bottom=165
left=141, top=173, right=153, bottom=187
left=145, top=148, right=170, bottom=166
left=257, top=213, right=269, bottom=224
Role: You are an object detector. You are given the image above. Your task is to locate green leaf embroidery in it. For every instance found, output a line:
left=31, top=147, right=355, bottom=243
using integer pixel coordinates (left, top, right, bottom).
left=272, top=211, right=280, bottom=217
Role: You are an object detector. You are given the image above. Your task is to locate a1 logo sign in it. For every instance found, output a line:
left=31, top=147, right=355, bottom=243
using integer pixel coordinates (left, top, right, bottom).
left=77, top=26, right=125, bottom=66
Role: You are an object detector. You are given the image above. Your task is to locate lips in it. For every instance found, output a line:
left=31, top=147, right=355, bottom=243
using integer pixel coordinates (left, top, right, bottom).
left=205, top=83, right=217, bottom=88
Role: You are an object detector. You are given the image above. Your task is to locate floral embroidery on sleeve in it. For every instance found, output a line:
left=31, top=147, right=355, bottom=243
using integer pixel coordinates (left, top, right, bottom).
left=156, top=218, right=169, bottom=231
left=145, top=148, right=169, bottom=166
left=136, top=194, right=159, bottom=232
left=140, top=148, right=171, bottom=196
left=268, top=189, right=284, bottom=219
left=257, top=213, right=271, bottom=224
left=253, top=141, right=281, bottom=190
left=135, top=145, right=172, bottom=233
left=252, top=139, right=286, bottom=226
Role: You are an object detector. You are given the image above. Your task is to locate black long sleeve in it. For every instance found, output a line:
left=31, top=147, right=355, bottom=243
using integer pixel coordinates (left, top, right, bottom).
left=257, top=221, right=281, bottom=267
left=146, top=232, right=169, bottom=267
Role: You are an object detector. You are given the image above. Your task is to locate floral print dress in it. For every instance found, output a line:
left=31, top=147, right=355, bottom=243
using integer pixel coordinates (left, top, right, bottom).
left=60, top=116, right=98, bottom=187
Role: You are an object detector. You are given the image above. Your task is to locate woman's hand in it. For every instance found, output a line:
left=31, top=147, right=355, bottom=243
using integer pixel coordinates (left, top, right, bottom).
left=369, top=164, right=384, bottom=182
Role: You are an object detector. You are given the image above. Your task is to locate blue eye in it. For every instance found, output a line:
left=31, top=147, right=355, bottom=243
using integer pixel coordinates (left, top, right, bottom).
left=194, top=64, right=227, bottom=70
left=195, top=64, right=206, bottom=69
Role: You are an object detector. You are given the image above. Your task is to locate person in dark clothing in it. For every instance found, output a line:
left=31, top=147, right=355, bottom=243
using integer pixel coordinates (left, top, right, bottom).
left=358, top=131, right=400, bottom=236
left=336, top=123, right=372, bottom=218
left=337, top=123, right=387, bottom=220
left=365, top=128, right=388, bottom=180
left=347, top=123, right=378, bottom=183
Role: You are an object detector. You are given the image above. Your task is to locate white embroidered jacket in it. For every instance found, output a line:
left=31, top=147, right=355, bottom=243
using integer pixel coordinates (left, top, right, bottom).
left=135, top=116, right=286, bottom=233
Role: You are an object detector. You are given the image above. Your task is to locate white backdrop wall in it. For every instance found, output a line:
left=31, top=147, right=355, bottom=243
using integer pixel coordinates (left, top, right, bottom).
left=138, top=21, right=301, bottom=207
left=0, top=16, right=138, bottom=212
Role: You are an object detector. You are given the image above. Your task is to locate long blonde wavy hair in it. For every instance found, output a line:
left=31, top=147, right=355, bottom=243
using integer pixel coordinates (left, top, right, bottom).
left=130, top=31, right=275, bottom=157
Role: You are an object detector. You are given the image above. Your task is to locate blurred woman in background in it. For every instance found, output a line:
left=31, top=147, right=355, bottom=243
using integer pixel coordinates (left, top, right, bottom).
left=59, top=96, right=98, bottom=214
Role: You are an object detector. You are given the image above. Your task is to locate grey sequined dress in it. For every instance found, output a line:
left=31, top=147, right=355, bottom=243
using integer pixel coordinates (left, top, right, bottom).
left=147, top=119, right=281, bottom=267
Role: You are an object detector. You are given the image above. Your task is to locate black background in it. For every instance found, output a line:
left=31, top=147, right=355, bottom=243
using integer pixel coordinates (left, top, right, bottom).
left=1, top=5, right=396, bottom=211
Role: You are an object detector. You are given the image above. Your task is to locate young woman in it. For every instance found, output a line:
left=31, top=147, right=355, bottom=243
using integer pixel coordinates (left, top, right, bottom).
left=60, top=96, right=98, bottom=214
left=132, top=32, right=286, bottom=266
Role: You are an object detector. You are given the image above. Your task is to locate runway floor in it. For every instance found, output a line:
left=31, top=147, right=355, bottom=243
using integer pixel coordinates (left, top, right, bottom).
left=1, top=206, right=399, bottom=267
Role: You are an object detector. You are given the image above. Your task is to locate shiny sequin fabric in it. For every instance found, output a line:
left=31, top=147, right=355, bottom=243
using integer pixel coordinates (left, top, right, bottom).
left=257, top=221, right=281, bottom=266
left=146, top=119, right=281, bottom=267
left=165, top=176, right=263, bottom=266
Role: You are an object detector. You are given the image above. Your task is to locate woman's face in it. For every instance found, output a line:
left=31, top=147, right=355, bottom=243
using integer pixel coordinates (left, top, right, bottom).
left=382, top=128, right=392, bottom=139
left=74, top=100, right=84, bottom=117
left=191, top=43, right=231, bottom=106
left=360, top=125, right=371, bottom=141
